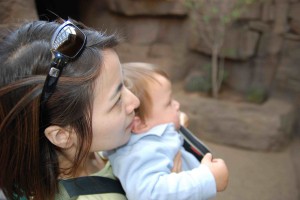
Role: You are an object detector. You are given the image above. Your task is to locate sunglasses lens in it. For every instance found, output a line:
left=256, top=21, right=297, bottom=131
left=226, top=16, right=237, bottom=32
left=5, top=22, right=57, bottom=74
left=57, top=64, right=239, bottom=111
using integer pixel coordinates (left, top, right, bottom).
left=52, top=23, right=86, bottom=58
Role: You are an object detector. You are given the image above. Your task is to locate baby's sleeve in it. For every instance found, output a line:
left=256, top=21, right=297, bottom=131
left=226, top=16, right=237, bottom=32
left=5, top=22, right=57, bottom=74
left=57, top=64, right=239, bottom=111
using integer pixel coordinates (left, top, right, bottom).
left=108, top=135, right=216, bottom=200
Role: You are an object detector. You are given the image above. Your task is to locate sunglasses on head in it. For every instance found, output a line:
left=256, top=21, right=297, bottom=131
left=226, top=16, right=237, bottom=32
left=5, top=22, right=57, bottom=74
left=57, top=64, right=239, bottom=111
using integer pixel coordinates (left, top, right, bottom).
left=40, top=20, right=87, bottom=131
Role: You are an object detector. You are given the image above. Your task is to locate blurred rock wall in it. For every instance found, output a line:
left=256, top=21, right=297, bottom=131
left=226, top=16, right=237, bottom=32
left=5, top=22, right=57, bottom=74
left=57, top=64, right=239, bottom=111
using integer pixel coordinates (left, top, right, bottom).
left=79, top=0, right=300, bottom=98
left=1, top=0, right=298, bottom=97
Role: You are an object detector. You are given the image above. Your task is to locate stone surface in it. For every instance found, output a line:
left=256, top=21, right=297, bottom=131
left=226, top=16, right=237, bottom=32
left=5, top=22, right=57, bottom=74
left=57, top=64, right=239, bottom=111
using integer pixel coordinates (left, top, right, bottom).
left=125, top=18, right=160, bottom=44
left=273, top=1, right=289, bottom=34
left=289, top=2, right=300, bottom=21
left=223, top=60, right=253, bottom=93
left=276, top=39, right=300, bottom=93
left=238, top=2, right=262, bottom=20
left=189, top=26, right=260, bottom=60
left=257, top=33, right=281, bottom=56
left=174, top=83, right=296, bottom=151
left=248, top=21, right=270, bottom=32
left=80, top=0, right=300, bottom=113
left=289, top=19, right=300, bottom=34
left=107, top=0, right=188, bottom=16
left=261, top=0, right=275, bottom=22
left=116, top=42, right=150, bottom=60
left=0, top=0, right=37, bottom=23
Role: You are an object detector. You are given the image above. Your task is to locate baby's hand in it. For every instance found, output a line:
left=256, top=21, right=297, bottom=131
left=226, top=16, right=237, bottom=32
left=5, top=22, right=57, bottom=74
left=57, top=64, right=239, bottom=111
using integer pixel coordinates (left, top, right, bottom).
left=179, top=112, right=189, bottom=127
left=172, top=151, right=182, bottom=173
left=201, top=153, right=229, bottom=192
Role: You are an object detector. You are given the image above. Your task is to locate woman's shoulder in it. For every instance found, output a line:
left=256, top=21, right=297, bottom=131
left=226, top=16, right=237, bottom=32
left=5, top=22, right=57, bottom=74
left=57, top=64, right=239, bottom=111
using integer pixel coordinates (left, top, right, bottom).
left=76, top=193, right=127, bottom=200
left=55, top=162, right=127, bottom=200
left=55, top=187, right=127, bottom=200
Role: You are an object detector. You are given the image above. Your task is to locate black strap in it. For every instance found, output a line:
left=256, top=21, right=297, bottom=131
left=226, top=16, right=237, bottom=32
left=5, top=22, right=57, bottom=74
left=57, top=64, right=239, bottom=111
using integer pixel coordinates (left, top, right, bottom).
left=180, top=126, right=211, bottom=161
left=60, top=176, right=125, bottom=198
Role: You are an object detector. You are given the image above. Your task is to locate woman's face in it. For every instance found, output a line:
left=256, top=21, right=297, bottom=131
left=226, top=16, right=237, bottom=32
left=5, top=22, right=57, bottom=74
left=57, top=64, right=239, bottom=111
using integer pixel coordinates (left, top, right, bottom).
left=90, top=49, right=140, bottom=151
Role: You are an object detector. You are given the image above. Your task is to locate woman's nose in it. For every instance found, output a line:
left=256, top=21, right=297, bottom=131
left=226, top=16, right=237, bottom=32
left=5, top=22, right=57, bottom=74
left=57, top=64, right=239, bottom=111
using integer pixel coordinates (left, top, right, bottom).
left=125, top=88, right=140, bottom=114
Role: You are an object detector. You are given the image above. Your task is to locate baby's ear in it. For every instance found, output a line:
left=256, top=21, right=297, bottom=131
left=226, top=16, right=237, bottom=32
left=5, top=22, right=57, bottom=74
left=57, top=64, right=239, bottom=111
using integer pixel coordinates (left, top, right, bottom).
left=132, top=116, right=148, bottom=134
left=44, top=125, right=75, bottom=149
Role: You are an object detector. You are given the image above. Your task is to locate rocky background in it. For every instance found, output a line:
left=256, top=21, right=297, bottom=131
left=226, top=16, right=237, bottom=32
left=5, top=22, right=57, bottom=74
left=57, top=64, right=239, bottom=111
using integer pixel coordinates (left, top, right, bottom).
left=78, top=0, right=300, bottom=96
left=0, top=0, right=299, bottom=151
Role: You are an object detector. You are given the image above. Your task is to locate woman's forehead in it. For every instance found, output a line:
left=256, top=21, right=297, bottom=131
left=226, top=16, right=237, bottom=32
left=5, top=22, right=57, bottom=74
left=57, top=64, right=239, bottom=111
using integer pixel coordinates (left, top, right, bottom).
left=93, top=49, right=122, bottom=102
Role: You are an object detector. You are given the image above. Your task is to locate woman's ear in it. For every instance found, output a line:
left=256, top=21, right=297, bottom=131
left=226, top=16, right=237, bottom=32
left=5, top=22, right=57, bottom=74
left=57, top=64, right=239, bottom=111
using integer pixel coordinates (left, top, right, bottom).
left=44, top=125, right=75, bottom=149
left=132, top=116, right=149, bottom=134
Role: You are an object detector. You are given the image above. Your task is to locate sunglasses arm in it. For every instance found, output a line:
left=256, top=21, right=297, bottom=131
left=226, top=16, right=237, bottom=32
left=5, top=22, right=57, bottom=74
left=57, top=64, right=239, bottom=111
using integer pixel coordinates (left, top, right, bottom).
left=41, top=53, right=68, bottom=101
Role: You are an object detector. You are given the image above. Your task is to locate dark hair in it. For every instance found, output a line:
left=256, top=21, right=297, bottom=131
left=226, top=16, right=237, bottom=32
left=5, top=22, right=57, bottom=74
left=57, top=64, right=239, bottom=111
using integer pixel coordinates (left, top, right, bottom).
left=0, top=20, right=119, bottom=200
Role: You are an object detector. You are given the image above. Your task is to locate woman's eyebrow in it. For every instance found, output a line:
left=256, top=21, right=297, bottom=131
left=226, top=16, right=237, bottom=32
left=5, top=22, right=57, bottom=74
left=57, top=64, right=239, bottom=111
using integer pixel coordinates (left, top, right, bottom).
left=110, top=82, right=123, bottom=100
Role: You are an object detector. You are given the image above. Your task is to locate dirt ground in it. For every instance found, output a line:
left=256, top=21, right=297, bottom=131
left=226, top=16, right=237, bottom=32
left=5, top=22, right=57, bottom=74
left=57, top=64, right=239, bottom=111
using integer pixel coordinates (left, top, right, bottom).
left=205, top=136, right=300, bottom=200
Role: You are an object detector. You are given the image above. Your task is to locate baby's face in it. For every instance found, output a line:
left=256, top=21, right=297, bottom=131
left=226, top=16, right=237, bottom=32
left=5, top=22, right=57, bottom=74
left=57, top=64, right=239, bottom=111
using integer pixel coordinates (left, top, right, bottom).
left=145, top=74, right=180, bottom=129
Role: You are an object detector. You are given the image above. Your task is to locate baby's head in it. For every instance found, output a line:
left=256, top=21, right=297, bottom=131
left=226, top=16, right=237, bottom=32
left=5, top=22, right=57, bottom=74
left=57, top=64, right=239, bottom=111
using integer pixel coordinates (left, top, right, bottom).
left=123, top=62, right=180, bottom=133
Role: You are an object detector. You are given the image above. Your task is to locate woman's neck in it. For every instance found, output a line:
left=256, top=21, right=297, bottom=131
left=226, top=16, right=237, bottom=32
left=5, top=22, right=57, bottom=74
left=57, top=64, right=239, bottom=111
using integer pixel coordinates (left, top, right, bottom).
left=58, top=151, right=106, bottom=179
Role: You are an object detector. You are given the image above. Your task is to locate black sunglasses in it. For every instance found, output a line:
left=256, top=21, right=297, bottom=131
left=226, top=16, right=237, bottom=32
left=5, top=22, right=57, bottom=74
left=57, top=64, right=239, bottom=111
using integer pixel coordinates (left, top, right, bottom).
left=40, top=20, right=87, bottom=130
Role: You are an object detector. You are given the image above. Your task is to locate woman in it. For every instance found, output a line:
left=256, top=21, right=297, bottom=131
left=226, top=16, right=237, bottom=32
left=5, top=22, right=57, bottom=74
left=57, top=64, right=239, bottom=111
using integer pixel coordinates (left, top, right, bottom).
left=0, top=19, right=140, bottom=199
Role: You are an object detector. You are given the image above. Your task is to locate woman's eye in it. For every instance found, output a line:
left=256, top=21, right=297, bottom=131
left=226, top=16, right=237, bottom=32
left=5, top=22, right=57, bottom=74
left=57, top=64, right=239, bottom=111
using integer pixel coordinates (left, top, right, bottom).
left=115, top=95, right=122, bottom=107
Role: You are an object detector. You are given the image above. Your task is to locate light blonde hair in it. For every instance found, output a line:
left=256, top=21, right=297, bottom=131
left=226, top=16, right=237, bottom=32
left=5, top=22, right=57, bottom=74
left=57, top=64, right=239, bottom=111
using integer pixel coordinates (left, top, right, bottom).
left=123, top=62, right=169, bottom=123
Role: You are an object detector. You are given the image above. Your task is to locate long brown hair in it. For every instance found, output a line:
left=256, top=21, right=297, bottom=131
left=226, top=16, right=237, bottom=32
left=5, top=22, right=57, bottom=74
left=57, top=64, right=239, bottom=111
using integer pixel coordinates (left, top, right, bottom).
left=0, top=20, right=118, bottom=199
